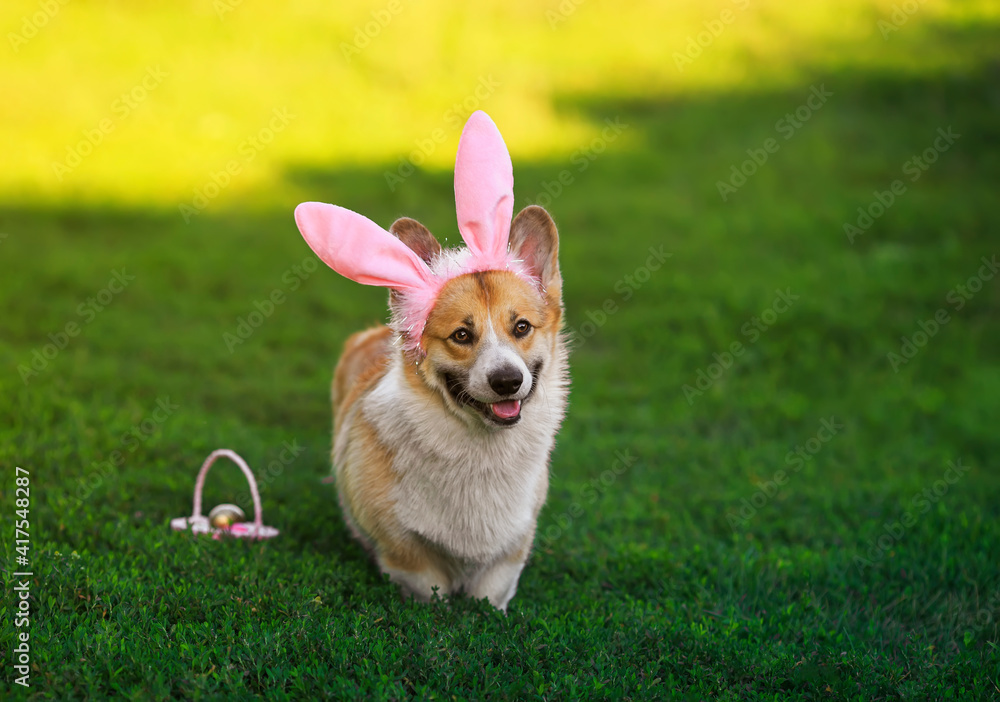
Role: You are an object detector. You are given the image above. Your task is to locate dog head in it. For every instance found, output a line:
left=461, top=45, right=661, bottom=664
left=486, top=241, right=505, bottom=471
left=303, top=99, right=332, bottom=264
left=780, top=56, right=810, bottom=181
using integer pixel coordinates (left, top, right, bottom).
left=391, top=206, right=562, bottom=428
left=293, top=111, right=565, bottom=428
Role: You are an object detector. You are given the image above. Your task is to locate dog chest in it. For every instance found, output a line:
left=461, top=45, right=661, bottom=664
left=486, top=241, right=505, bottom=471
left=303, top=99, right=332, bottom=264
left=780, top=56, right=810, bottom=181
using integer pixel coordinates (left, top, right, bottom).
left=389, top=439, right=545, bottom=563
left=358, top=358, right=558, bottom=563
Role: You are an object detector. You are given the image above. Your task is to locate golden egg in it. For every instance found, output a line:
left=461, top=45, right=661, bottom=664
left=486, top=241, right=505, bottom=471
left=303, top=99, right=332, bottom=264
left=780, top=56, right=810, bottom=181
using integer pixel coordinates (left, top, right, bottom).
left=208, top=503, right=245, bottom=529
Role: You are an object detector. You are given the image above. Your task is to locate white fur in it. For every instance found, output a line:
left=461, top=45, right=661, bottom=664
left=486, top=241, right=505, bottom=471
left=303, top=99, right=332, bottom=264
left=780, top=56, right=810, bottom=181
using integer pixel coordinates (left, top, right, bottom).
left=465, top=313, right=533, bottom=403
left=352, top=336, right=568, bottom=609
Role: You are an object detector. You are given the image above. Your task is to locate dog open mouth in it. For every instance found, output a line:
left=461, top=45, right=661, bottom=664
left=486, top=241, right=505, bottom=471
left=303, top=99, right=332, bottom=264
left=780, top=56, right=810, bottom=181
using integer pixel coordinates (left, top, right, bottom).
left=442, top=362, right=542, bottom=426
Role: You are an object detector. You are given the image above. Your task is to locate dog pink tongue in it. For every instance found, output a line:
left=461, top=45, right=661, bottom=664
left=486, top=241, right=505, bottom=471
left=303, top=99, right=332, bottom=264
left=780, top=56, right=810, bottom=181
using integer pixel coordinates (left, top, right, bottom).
left=491, top=400, right=521, bottom=419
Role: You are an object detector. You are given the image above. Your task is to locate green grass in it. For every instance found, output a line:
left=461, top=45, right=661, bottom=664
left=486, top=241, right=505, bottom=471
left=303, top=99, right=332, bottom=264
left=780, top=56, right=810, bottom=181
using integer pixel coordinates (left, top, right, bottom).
left=2, top=1, right=1000, bottom=699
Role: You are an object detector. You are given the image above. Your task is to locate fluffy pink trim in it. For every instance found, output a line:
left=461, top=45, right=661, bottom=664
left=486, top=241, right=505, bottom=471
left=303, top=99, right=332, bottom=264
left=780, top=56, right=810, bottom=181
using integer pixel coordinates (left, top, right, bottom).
left=390, top=251, right=536, bottom=354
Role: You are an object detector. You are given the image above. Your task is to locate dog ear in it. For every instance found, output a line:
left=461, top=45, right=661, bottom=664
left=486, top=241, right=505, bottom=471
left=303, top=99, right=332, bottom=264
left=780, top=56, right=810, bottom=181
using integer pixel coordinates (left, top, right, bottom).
left=390, top=217, right=442, bottom=265
left=509, top=205, right=561, bottom=296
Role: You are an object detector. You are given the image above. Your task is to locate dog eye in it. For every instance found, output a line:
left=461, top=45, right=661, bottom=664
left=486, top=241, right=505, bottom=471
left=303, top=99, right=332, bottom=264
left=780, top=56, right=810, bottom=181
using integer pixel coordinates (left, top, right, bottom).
left=513, top=319, right=532, bottom=338
left=450, top=328, right=472, bottom=344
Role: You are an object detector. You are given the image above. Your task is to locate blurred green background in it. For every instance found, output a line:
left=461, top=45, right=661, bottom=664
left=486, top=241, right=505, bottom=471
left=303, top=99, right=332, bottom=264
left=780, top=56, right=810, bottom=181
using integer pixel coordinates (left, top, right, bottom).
left=2, top=0, right=999, bottom=698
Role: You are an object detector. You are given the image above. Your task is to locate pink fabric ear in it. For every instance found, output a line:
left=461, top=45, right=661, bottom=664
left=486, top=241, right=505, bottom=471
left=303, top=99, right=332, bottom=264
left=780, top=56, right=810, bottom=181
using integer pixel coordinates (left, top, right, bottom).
left=454, top=111, right=514, bottom=270
left=294, top=112, right=530, bottom=356
left=294, top=202, right=437, bottom=292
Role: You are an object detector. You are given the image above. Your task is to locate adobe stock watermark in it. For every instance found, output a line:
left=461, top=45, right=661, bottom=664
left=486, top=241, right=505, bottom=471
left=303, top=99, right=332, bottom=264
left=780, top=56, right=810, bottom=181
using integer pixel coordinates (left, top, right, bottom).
left=717, top=84, right=833, bottom=201
left=887, top=255, right=997, bottom=372
left=383, top=75, right=501, bottom=192
left=884, top=584, right=1000, bottom=646
left=538, top=449, right=638, bottom=547
left=214, top=0, right=242, bottom=19
left=851, top=459, right=971, bottom=573
left=340, top=0, right=407, bottom=61
left=673, top=0, right=751, bottom=72
left=527, top=117, right=628, bottom=210
left=234, top=440, right=306, bottom=512
left=727, top=417, right=843, bottom=530
left=878, top=0, right=928, bottom=39
left=17, top=269, right=135, bottom=385
left=957, top=586, right=1000, bottom=644
left=7, top=0, right=70, bottom=52
left=546, top=0, right=586, bottom=29
left=682, top=288, right=798, bottom=404
left=222, top=256, right=319, bottom=352
left=74, top=396, right=181, bottom=504
left=51, top=65, right=168, bottom=182
left=179, top=107, right=295, bottom=223
left=565, top=245, right=671, bottom=348
left=844, top=126, right=960, bottom=244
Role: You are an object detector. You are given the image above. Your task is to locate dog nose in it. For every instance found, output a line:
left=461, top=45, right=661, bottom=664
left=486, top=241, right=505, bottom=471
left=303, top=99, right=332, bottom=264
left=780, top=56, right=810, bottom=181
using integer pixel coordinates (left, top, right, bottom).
left=488, top=366, right=523, bottom=396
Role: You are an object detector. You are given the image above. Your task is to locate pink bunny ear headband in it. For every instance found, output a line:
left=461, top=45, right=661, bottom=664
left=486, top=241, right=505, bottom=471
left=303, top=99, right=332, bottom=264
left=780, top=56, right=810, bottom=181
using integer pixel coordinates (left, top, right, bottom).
left=294, top=111, right=537, bottom=354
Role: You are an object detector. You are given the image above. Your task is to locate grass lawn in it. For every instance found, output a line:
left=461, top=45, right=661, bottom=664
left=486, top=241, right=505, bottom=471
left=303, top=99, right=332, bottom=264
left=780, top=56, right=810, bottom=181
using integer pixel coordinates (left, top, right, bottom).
left=2, top=0, right=999, bottom=699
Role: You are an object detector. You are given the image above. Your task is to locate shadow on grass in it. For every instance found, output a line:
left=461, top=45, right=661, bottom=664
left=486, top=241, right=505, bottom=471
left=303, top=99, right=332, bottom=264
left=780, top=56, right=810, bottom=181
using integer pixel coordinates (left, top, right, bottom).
left=2, top=56, right=997, bottom=440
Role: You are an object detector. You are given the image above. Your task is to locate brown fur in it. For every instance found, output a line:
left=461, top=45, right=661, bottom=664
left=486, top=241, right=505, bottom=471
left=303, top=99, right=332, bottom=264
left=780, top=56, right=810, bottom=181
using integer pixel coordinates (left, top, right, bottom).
left=422, top=271, right=558, bottom=362
left=332, top=326, right=451, bottom=577
left=332, top=326, right=393, bottom=431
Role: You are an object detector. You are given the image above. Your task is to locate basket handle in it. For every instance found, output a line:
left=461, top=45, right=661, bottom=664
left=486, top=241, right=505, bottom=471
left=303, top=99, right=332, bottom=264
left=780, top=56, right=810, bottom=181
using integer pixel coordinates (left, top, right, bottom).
left=191, top=449, right=263, bottom=528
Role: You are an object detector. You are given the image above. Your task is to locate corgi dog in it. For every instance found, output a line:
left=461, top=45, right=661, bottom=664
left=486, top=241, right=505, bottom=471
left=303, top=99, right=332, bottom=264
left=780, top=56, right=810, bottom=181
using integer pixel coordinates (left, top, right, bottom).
left=294, top=112, right=568, bottom=610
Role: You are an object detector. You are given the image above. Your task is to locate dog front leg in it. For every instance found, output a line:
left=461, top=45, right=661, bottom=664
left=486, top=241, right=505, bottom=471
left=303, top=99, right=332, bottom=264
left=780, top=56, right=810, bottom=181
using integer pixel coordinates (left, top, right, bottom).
left=378, top=552, right=452, bottom=604
left=464, top=558, right=526, bottom=612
